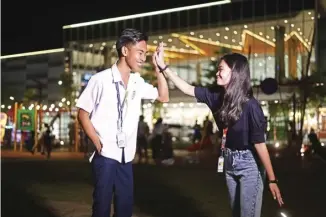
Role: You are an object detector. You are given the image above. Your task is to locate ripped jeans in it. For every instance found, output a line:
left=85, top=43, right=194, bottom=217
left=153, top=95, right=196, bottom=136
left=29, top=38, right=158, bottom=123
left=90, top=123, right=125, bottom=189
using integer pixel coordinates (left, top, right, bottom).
left=224, top=148, right=266, bottom=217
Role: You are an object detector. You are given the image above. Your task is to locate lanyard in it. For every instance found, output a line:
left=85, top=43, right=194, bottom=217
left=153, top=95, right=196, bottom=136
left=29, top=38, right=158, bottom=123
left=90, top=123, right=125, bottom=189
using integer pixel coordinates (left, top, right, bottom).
left=115, top=82, right=128, bottom=132
left=221, top=128, right=228, bottom=150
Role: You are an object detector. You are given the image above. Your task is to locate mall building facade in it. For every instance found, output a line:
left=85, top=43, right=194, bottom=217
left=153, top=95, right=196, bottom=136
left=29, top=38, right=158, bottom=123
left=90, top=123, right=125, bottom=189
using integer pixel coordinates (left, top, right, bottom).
left=2, top=0, right=323, bottom=143
left=61, top=0, right=326, bottom=140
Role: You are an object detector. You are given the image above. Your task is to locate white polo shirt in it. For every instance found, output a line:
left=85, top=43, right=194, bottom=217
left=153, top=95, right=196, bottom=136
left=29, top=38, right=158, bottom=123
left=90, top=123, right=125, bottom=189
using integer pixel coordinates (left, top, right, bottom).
left=76, top=63, right=158, bottom=163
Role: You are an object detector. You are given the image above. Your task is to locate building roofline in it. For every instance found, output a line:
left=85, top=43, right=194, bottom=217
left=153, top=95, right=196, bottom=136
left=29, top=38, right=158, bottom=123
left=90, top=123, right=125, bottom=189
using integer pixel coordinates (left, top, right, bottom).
left=62, top=0, right=231, bottom=29
left=0, top=48, right=64, bottom=60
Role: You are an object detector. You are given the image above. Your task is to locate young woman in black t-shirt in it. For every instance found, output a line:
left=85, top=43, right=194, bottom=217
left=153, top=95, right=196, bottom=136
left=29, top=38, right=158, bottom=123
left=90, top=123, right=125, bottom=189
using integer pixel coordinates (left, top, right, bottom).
left=152, top=43, right=283, bottom=217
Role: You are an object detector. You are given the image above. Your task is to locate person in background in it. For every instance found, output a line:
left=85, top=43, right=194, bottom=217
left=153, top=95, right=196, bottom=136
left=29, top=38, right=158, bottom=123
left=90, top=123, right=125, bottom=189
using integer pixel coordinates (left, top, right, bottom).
left=43, top=123, right=52, bottom=159
left=137, top=115, right=149, bottom=163
left=161, top=124, right=174, bottom=166
left=192, top=120, right=202, bottom=143
left=151, top=117, right=164, bottom=163
left=308, top=128, right=321, bottom=154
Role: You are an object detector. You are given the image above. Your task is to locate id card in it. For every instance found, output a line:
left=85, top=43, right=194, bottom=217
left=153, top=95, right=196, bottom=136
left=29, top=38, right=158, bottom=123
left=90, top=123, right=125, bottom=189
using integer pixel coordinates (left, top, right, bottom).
left=217, top=156, right=224, bottom=173
left=116, top=131, right=127, bottom=148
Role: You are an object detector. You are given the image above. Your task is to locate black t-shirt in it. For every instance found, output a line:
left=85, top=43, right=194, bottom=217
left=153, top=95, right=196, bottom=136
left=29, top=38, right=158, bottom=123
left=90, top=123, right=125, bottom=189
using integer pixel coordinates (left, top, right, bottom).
left=194, top=86, right=266, bottom=150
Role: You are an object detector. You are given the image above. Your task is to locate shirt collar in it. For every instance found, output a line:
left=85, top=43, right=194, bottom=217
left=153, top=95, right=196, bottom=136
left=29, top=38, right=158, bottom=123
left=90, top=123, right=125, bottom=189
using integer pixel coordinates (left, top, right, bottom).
left=111, top=61, right=141, bottom=86
left=111, top=62, right=122, bottom=83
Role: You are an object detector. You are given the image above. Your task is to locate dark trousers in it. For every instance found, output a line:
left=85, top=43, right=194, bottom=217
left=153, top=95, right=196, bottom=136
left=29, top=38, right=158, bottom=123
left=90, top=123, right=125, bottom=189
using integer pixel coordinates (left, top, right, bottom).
left=137, top=136, right=148, bottom=160
left=151, top=135, right=162, bottom=160
left=92, top=153, right=133, bottom=217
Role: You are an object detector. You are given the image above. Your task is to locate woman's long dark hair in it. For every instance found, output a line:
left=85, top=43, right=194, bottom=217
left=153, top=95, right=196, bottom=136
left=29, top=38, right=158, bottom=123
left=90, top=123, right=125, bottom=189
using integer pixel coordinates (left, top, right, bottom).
left=217, top=53, right=253, bottom=127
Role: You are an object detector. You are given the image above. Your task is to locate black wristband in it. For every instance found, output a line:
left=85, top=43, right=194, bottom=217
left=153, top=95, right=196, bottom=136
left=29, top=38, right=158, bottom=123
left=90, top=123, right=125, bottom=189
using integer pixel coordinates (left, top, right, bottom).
left=268, top=179, right=278, bottom=184
left=159, top=65, right=169, bottom=73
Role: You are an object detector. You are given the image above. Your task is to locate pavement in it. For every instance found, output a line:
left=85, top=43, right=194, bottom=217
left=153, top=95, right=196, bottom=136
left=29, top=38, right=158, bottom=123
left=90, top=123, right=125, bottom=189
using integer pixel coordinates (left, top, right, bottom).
left=2, top=147, right=326, bottom=217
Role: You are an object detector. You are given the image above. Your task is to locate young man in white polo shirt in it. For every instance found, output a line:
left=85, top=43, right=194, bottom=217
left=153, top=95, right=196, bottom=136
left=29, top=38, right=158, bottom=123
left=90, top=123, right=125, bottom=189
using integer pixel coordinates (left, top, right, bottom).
left=77, top=28, right=169, bottom=217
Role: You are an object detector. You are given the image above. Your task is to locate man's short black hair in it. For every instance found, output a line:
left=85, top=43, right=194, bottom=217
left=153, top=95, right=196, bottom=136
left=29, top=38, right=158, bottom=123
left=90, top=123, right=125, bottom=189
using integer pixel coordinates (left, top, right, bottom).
left=116, top=28, right=148, bottom=57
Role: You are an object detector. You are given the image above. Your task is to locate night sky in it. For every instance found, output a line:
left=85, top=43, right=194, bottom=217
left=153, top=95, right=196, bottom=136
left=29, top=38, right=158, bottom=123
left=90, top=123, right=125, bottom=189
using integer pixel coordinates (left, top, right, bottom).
left=1, top=0, right=212, bottom=55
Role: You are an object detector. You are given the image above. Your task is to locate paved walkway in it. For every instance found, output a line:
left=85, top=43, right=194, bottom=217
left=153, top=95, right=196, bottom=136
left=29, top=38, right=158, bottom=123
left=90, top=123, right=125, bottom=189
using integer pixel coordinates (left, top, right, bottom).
left=2, top=147, right=326, bottom=217
left=46, top=201, right=153, bottom=217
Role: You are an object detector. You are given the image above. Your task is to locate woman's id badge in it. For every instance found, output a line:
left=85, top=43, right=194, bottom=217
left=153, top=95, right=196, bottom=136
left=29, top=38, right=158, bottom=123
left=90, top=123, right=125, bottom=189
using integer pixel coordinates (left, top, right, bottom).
left=116, top=131, right=127, bottom=148
left=217, top=156, right=224, bottom=173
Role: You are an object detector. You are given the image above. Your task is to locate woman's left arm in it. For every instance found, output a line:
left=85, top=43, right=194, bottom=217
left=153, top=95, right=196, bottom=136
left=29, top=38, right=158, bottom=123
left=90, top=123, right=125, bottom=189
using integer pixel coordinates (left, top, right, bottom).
left=254, top=143, right=284, bottom=207
left=254, top=143, right=275, bottom=180
left=249, top=100, right=284, bottom=206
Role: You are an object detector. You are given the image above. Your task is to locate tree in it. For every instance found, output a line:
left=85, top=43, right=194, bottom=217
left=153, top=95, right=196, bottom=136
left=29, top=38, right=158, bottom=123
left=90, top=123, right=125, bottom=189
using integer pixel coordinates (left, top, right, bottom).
left=22, top=88, right=38, bottom=105
left=288, top=27, right=326, bottom=147
left=268, top=102, right=290, bottom=142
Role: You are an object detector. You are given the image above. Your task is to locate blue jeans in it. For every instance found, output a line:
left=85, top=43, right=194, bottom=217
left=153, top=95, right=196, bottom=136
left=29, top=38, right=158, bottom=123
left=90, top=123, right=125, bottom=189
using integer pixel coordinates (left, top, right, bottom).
left=224, top=148, right=266, bottom=217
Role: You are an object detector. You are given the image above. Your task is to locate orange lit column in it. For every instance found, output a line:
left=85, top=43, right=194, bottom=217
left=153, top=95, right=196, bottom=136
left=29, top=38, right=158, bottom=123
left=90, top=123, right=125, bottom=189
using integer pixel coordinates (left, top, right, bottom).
left=287, top=38, right=298, bottom=79
left=275, top=26, right=286, bottom=83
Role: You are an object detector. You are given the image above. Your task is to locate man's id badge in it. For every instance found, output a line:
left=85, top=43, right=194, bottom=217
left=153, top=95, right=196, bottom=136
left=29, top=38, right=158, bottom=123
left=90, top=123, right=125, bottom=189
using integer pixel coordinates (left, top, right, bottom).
left=217, top=156, right=224, bottom=173
left=116, top=131, right=127, bottom=148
